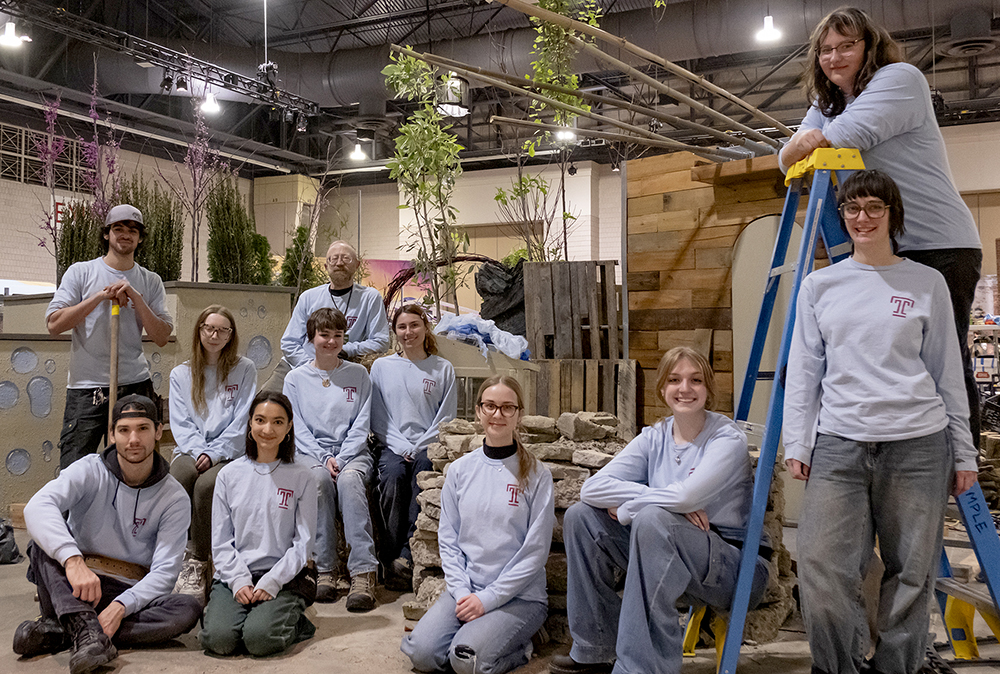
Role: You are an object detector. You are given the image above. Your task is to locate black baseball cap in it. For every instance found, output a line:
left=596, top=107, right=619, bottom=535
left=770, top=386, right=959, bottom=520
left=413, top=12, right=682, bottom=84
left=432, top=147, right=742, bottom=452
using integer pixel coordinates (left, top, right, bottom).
left=111, top=394, right=160, bottom=426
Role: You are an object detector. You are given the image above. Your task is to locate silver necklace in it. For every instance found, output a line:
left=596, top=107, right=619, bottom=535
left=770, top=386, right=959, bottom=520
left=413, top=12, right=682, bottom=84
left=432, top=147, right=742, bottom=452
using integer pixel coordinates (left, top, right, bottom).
left=253, top=460, right=280, bottom=476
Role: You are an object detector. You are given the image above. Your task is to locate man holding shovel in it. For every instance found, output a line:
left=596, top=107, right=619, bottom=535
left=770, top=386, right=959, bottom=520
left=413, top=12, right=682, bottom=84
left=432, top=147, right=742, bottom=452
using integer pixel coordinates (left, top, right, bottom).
left=46, top=204, right=173, bottom=469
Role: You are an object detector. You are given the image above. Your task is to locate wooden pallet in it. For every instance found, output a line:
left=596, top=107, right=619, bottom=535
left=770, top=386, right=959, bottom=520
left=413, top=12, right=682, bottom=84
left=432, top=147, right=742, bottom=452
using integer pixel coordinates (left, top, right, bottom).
left=524, top=261, right=620, bottom=360
left=534, top=359, right=640, bottom=440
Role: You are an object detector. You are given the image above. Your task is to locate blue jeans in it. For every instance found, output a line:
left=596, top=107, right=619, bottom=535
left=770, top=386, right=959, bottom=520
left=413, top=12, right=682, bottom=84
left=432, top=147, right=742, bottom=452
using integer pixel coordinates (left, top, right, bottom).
left=401, top=590, right=547, bottom=674
left=563, top=503, right=769, bottom=674
left=798, top=431, right=951, bottom=674
left=376, top=446, right=432, bottom=564
left=300, top=454, right=378, bottom=576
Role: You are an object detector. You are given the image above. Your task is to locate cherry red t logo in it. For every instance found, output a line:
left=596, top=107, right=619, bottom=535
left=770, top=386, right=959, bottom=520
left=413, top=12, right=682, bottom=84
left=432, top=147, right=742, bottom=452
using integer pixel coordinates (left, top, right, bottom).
left=347, top=316, right=358, bottom=329
left=506, top=484, right=522, bottom=506
left=890, top=296, right=914, bottom=318
left=277, top=488, right=294, bottom=509
left=131, top=518, right=146, bottom=537
left=344, top=386, right=357, bottom=402
left=225, top=384, right=238, bottom=403
left=423, top=379, right=436, bottom=395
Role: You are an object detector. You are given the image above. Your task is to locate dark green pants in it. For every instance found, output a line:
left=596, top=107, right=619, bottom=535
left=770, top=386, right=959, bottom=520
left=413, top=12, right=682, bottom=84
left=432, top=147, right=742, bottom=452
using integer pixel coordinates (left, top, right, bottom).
left=199, top=581, right=315, bottom=657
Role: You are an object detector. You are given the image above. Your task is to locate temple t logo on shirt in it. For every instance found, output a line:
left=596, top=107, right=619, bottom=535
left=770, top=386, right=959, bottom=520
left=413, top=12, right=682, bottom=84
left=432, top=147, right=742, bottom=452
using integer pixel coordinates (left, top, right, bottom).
left=506, top=484, right=522, bottom=506
left=277, top=488, right=294, bottom=509
left=346, top=316, right=358, bottom=329
left=890, top=296, right=914, bottom=318
left=131, top=518, right=146, bottom=537
left=423, top=379, right=436, bottom=395
left=344, top=386, right=357, bottom=402
left=225, top=384, right=238, bottom=403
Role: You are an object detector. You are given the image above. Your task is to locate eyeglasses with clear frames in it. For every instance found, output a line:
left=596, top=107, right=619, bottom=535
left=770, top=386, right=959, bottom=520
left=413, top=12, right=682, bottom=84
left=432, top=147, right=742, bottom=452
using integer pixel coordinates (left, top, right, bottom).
left=839, top=201, right=889, bottom=219
left=327, top=254, right=356, bottom=264
left=478, top=401, right=521, bottom=417
left=819, top=38, right=862, bottom=58
left=200, top=324, right=233, bottom=338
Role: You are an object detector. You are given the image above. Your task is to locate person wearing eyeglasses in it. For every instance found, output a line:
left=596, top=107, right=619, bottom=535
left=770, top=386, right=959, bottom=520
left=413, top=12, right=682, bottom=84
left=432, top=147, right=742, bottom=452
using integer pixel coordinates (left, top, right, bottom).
left=402, top=376, right=554, bottom=674
left=783, top=170, right=978, bottom=674
left=779, top=6, right=982, bottom=448
left=549, top=347, right=770, bottom=674
left=371, top=304, right=457, bottom=589
left=168, top=305, right=257, bottom=603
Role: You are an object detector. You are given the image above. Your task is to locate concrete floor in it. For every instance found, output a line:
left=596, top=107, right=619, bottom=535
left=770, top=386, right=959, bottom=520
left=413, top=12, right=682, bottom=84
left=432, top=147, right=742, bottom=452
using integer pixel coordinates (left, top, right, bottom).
left=2, top=529, right=998, bottom=674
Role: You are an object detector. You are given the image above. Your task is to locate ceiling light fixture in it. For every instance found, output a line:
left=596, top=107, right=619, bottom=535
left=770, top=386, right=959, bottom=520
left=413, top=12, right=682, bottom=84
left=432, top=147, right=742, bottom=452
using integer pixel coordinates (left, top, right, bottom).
left=349, top=142, right=367, bottom=161
left=756, top=14, right=781, bottom=42
left=159, top=71, right=173, bottom=91
left=201, top=92, right=220, bottom=114
left=436, top=73, right=469, bottom=118
left=175, top=77, right=188, bottom=92
left=1, top=22, right=23, bottom=48
left=296, top=114, right=308, bottom=134
left=555, top=126, right=576, bottom=143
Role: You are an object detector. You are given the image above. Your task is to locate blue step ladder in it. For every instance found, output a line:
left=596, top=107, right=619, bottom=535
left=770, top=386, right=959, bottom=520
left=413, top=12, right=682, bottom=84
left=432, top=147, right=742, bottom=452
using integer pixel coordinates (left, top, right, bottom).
left=714, top=148, right=1000, bottom=673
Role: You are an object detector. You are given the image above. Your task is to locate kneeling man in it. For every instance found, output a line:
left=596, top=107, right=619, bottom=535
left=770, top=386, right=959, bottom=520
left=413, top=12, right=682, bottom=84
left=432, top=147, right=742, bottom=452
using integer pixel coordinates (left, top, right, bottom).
left=14, top=394, right=202, bottom=674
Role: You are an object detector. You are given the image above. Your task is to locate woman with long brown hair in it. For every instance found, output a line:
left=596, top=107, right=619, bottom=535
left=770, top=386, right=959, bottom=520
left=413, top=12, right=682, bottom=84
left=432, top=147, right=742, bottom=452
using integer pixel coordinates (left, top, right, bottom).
left=169, top=305, right=257, bottom=602
left=402, top=376, right=554, bottom=674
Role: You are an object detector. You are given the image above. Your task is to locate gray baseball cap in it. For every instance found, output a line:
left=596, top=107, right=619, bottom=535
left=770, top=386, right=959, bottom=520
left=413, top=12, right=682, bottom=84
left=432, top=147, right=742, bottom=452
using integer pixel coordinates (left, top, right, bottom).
left=105, top=204, right=144, bottom=227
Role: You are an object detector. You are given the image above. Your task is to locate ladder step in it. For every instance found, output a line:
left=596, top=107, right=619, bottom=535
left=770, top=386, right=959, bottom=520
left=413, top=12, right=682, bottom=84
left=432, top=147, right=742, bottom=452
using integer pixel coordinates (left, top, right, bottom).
left=768, top=262, right=797, bottom=278
left=936, top=578, right=999, bottom=620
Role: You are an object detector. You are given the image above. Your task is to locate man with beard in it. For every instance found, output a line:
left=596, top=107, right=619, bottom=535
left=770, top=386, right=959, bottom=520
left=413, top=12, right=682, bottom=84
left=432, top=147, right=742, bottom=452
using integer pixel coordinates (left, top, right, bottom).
left=13, top=395, right=201, bottom=674
left=45, top=204, right=173, bottom=469
left=264, top=240, right=390, bottom=391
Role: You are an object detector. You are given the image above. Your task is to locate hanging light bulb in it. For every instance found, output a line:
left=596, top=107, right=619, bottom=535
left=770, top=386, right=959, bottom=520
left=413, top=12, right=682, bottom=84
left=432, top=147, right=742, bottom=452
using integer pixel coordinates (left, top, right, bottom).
left=201, top=92, right=220, bottom=114
left=756, top=15, right=781, bottom=42
left=555, top=126, right=576, bottom=143
left=175, top=77, right=188, bottom=92
left=350, top=143, right=366, bottom=161
left=1, top=22, right=22, bottom=48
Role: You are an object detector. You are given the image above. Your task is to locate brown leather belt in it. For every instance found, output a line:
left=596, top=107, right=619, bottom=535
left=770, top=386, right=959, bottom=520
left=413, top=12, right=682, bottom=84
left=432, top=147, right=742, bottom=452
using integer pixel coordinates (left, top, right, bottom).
left=83, top=554, right=148, bottom=581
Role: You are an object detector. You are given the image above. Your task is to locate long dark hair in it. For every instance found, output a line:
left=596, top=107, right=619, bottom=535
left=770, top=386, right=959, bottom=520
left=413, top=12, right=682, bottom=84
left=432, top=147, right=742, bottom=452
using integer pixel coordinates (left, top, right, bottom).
left=189, top=305, right=240, bottom=415
left=805, top=6, right=902, bottom=117
left=245, top=390, right=296, bottom=463
left=475, top=376, right=537, bottom=491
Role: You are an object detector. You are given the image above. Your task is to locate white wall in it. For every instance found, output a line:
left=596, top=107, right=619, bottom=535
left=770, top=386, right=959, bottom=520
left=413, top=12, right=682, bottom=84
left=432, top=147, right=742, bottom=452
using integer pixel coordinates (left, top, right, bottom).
left=943, top=122, right=1000, bottom=193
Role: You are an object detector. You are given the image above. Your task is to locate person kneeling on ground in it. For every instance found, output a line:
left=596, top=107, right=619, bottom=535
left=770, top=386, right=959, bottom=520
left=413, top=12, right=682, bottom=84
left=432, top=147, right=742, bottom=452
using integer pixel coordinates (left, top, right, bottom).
left=550, top=347, right=771, bottom=674
left=199, top=390, right=318, bottom=657
left=402, top=376, right=555, bottom=674
left=14, top=394, right=201, bottom=674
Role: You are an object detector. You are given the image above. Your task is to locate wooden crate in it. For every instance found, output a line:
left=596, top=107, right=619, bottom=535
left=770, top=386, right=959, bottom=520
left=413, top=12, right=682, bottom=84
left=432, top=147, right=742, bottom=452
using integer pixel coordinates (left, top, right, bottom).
left=524, top=261, right=620, bottom=360
left=533, top=359, right=641, bottom=440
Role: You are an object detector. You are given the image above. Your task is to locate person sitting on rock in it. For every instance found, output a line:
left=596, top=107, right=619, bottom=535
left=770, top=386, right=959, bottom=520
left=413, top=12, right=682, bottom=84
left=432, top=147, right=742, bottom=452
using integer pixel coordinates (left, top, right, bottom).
left=14, top=394, right=202, bottom=674
left=402, top=375, right=554, bottom=674
left=283, top=307, right=379, bottom=610
left=550, top=347, right=771, bottom=674
left=372, top=303, right=457, bottom=589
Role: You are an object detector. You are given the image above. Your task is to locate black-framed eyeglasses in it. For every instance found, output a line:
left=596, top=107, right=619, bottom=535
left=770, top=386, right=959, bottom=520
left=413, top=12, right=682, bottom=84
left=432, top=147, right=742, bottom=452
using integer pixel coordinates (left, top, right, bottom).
left=819, top=39, right=862, bottom=58
left=839, top=201, right=889, bottom=220
left=478, top=402, right=521, bottom=417
left=200, top=324, right=233, bottom=338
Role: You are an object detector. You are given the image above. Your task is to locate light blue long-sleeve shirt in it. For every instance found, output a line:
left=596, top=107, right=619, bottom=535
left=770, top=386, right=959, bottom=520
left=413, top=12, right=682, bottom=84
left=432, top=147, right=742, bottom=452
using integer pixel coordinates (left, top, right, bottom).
left=24, top=449, right=190, bottom=617
left=370, top=353, right=457, bottom=459
left=781, top=62, right=979, bottom=253
left=581, top=412, right=752, bottom=536
left=280, top=283, right=390, bottom=362
left=438, top=448, right=554, bottom=613
left=211, top=456, right=317, bottom=599
left=783, top=257, right=976, bottom=472
left=283, top=360, right=372, bottom=467
left=168, top=356, right=257, bottom=465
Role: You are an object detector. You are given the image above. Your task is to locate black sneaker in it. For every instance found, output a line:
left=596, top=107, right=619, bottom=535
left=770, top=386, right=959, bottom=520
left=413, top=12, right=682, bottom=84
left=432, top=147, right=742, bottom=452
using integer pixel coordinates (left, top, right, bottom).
left=62, top=612, right=117, bottom=674
left=13, top=617, right=69, bottom=656
left=548, top=654, right=615, bottom=674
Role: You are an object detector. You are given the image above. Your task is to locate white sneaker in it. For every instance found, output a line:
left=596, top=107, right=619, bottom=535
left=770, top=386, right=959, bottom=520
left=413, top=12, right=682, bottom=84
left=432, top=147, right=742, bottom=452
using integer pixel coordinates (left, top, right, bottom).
left=173, top=557, right=208, bottom=604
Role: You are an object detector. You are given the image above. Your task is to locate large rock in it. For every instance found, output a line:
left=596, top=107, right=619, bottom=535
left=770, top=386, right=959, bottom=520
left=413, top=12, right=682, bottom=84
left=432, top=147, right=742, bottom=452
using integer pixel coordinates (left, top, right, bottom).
left=544, top=462, right=590, bottom=481
left=416, top=575, right=447, bottom=604
left=557, top=413, right=610, bottom=441
left=442, top=434, right=472, bottom=460
left=573, top=449, right=614, bottom=469
left=417, top=488, right=442, bottom=509
left=427, top=442, right=448, bottom=461
left=416, top=471, right=445, bottom=490
left=554, top=477, right=586, bottom=509
left=521, top=415, right=560, bottom=442
left=411, top=538, right=442, bottom=567
left=415, top=513, right=439, bottom=533
left=440, top=418, right=476, bottom=435
left=552, top=510, right=564, bottom=543
left=402, top=601, right=428, bottom=620
left=744, top=592, right=795, bottom=644
left=525, top=438, right=577, bottom=462
left=579, top=411, right=619, bottom=428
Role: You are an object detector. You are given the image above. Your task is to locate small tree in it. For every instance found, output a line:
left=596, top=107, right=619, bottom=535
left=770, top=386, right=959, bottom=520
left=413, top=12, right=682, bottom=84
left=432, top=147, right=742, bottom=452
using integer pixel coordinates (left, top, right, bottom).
left=57, top=201, right=102, bottom=280
left=206, top=175, right=272, bottom=285
left=120, top=172, right=185, bottom=282
left=32, top=94, right=67, bottom=282
left=494, top=169, right=563, bottom=262
left=278, top=225, right=328, bottom=298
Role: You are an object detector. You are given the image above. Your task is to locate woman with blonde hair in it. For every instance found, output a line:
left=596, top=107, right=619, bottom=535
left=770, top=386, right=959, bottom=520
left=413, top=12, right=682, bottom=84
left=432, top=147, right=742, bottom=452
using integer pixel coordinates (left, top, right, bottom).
left=402, top=376, right=554, bottom=674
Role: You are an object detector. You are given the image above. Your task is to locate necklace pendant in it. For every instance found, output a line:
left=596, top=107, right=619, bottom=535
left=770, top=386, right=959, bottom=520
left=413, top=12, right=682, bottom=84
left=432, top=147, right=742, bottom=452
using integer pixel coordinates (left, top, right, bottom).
left=675, top=455, right=682, bottom=464
left=322, top=379, right=331, bottom=387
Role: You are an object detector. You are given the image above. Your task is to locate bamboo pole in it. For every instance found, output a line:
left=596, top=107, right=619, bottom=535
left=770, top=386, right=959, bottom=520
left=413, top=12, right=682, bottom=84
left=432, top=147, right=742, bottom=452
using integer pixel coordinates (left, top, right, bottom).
left=487, top=0, right=794, bottom=136
left=489, top=116, right=732, bottom=162
left=569, top=35, right=780, bottom=150
left=425, top=52, right=773, bottom=155
left=107, top=301, right=119, bottom=442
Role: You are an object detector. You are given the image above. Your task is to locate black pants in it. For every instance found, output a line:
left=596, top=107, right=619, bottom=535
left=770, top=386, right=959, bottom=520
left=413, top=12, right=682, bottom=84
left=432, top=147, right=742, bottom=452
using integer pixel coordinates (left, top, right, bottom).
left=26, top=541, right=201, bottom=645
left=58, top=379, right=156, bottom=469
left=900, top=247, right=982, bottom=450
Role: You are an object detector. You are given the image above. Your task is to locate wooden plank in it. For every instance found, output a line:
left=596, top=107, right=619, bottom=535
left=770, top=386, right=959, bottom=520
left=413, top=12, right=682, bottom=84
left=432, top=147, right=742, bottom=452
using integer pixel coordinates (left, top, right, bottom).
left=627, top=271, right=660, bottom=292
left=627, top=170, right=711, bottom=198
left=629, top=330, right=659, bottom=350
left=552, top=262, right=574, bottom=359
left=570, top=360, right=585, bottom=413
left=617, top=360, right=638, bottom=441
left=603, top=262, right=620, bottom=360
left=935, top=578, right=1000, bottom=619
left=601, top=360, right=615, bottom=413
left=9, top=503, right=26, bottom=529
left=627, top=151, right=706, bottom=178
left=523, top=263, right=543, bottom=357
left=658, top=329, right=713, bottom=356
left=547, top=361, right=561, bottom=418
left=585, top=360, right=599, bottom=412
left=695, top=247, right=733, bottom=269
left=713, top=197, right=791, bottom=226
left=713, top=330, right=733, bottom=351
left=628, top=225, right=742, bottom=255
left=560, top=359, right=573, bottom=414
left=628, top=210, right=699, bottom=235
left=713, top=179, right=783, bottom=206
left=692, top=287, right=732, bottom=309
left=630, top=307, right=732, bottom=331
left=659, top=267, right=731, bottom=290
left=569, top=263, right=585, bottom=359
left=535, top=360, right=549, bottom=417
left=628, top=289, right=692, bottom=311
left=627, top=187, right=714, bottom=217
left=586, top=264, right=602, bottom=360
left=627, top=349, right=664, bottom=371
left=628, top=248, right=698, bottom=273
left=691, top=154, right=780, bottom=183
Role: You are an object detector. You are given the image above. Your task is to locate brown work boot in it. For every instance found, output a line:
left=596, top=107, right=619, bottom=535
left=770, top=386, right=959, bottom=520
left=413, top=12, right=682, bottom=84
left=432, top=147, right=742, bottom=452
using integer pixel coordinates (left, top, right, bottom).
left=345, top=571, right=376, bottom=612
left=316, top=571, right=338, bottom=603
left=62, top=611, right=117, bottom=674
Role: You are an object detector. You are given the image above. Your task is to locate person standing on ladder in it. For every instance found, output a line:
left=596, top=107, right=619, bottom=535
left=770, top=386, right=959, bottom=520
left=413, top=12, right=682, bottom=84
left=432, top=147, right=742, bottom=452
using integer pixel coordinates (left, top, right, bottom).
left=784, top=170, right=978, bottom=674
left=45, top=204, right=173, bottom=469
left=779, top=6, right=982, bottom=448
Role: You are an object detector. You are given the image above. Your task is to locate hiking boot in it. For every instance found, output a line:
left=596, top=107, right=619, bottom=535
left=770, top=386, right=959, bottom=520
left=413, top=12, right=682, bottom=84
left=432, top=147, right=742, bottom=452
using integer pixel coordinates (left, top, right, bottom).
left=345, top=571, right=377, bottom=612
left=62, top=611, right=117, bottom=674
left=316, top=571, right=338, bottom=603
left=172, top=556, right=209, bottom=605
left=548, top=654, right=615, bottom=674
left=13, top=616, right=69, bottom=656
left=384, top=557, right=413, bottom=591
